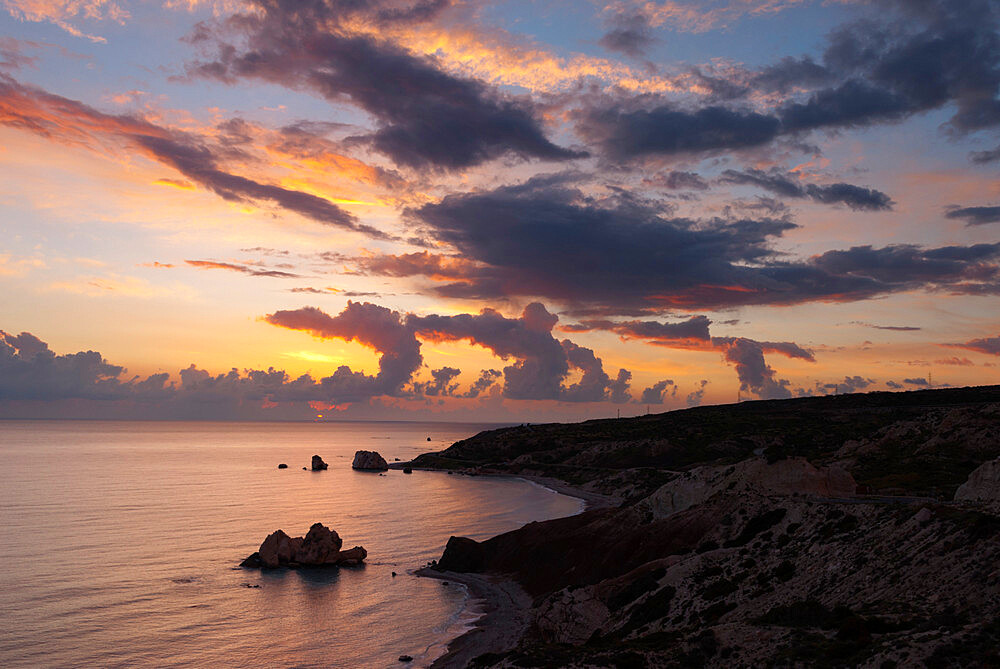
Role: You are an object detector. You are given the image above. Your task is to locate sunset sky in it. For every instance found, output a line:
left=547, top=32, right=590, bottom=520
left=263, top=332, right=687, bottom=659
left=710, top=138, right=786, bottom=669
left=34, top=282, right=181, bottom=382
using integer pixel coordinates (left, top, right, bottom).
left=1, top=0, right=998, bottom=421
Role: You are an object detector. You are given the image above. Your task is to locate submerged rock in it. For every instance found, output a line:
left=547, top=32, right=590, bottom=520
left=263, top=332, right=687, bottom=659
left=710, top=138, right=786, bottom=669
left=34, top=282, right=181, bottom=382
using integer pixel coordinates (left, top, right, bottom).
left=352, top=450, right=389, bottom=471
left=311, top=455, right=328, bottom=471
left=241, top=523, right=364, bottom=569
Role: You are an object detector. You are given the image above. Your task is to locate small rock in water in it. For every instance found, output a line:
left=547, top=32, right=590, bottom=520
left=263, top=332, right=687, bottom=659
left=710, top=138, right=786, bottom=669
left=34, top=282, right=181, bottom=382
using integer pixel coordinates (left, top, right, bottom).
left=352, top=450, right=389, bottom=471
left=392, top=571, right=397, bottom=577
left=277, top=463, right=288, bottom=469
left=403, top=467, right=412, bottom=474
left=394, top=457, right=401, bottom=461
left=311, top=455, right=329, bottom=471
left=398, top=655, right=413, bottom=663
left=426, top=437, right=431, bottom=441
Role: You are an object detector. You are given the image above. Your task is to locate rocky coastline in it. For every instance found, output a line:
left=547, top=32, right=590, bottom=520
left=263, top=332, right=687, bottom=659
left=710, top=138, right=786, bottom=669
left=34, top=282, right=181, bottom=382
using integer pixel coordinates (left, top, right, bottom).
left=404, top=385, right=1000, bottom=668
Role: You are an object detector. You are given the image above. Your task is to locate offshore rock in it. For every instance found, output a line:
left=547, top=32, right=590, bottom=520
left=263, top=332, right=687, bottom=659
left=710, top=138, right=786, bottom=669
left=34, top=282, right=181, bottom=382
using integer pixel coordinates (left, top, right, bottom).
left=335, top=546, right=368, bottom=566
left=352, top=450, right=389, bottom=471
left=242, top=523, right=362, bottom=568
left=295, top=523, right=343, bottom=564
left=311, top=454, right=328, bottom=470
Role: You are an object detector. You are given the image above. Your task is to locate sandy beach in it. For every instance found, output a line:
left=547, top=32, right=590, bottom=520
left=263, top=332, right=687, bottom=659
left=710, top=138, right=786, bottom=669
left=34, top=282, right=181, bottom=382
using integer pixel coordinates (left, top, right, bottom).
left=412, top=472, right=614, bottom=667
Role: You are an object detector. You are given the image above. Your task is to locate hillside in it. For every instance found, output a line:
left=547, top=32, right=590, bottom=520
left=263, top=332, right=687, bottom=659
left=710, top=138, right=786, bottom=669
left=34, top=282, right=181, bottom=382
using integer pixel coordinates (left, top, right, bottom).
left=411, top=387, right=1000, bottom=668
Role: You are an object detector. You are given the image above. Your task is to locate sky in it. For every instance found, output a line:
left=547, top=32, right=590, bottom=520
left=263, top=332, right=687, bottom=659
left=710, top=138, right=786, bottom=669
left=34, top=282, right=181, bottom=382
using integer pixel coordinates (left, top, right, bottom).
left=0, top=0, right=999, bottom=421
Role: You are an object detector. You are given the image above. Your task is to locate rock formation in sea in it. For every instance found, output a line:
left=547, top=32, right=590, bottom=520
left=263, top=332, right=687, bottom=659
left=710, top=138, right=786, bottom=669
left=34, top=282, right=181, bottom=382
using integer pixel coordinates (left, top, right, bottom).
left=352, top=450, right=389, bottom=471
left=311, top=455, right=328, bottom=471
left=415, top=385, right=1000, bottom=667
left=277, top=463, right=288, bottom=469
left=240, top=522, right=367, bottom=568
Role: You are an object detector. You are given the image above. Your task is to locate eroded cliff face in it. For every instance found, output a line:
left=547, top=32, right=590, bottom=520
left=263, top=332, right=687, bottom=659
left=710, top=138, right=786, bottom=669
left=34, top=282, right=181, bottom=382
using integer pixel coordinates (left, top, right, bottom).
left=442, top=482, right=1000, bottom=668
left=424, top=387, right=1000, bottom=668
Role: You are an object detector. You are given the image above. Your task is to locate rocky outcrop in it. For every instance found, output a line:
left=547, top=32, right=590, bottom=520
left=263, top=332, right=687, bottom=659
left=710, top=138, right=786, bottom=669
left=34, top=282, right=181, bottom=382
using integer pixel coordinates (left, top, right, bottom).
left=352, top=450, right=389, bottom=471
left=438, top=536, right=486, bottom=573
left=955, top=457, right=1000, bottom=504
left=240, top=523, right=366, bottom=568
left=296, top=522, right=343, bottom=564
left=277, top=463, right=288, bottom=469
left=336, top=546, right=368, bottom=566
left=311, top=455, right=328, bottom=471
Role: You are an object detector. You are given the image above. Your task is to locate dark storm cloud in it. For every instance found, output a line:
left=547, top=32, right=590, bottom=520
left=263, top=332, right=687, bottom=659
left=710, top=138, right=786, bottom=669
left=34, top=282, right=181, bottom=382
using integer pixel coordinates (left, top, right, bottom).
left=267, top=301, right=630, bottom=403
left=563, top=317, right=812, bottom=401
left=568, top=315, right=712, bottom=342
left=389, top=176, right=1000, bottom=314
left=639, top=379, right=673, bottom=404
left=266, top=301, right=423, bottom=400
left=750, top=56, right=833, bottom=94
left=609, top=369, right=632, bottom=404
left=945, top=206, right=1000, bottom=226
left=904, top=377, right=930, bottom=386
left=686, top=379, right=708, bottom=407
left=409, top=302, right=626, bottom=402
left=404, top=175, right=816, bottom=312
left=0, top=329, right=385, bottom=417
left=948, top=334, right=1000, bottom=356
left=820, top=375, right=874, bottom=395
left=411, top=366, right=461, bottom=396
left=463, top=369, right=501, bottom=398
left=576, top=0, right=1000, bottom=160
left=575, top=104, right=782, bottom=161
left=719, top=168, right=893, bottom=211
left=0, top=330, right=132, bottom=401
left=724, top=338, right=793, bottom=400
left=810, top=243, right=1000, bottom=287
left=186, top=1, right=583, bottom=170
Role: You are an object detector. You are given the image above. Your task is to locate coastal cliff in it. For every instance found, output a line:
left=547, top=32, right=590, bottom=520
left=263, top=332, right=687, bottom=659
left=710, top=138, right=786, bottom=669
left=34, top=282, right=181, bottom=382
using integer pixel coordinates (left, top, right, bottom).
left=412, top=386, right=1000, bottom=668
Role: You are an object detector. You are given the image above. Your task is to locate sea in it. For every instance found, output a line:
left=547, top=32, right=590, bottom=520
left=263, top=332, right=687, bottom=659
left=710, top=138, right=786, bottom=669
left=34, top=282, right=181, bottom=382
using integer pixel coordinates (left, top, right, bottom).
left=0, top=420, right=583, bottom=668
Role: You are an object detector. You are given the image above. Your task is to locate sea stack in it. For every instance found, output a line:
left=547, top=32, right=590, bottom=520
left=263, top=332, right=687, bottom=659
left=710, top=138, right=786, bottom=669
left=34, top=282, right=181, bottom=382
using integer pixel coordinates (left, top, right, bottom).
left=311, top=455, right=328, bottom=471
left=352, top=450, right=389, bottom=471
left=240, top=522, right=367, bottom=568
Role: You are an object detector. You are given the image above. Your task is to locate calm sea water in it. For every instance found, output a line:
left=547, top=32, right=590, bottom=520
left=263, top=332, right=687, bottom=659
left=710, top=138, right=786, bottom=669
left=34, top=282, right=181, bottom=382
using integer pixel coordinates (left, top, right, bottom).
left=0, top=421, right=582, bottom=668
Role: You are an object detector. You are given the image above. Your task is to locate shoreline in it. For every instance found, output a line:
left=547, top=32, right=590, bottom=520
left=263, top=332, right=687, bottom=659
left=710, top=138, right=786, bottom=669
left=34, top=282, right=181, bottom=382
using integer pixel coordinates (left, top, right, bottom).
left=408, top=468, right=616, bottom=667
left=416, top=568, right=533, bottom=668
